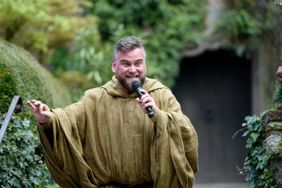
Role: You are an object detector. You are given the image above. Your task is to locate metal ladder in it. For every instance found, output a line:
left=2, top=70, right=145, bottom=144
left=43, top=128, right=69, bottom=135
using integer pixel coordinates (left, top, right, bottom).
left=0, top=95, right=23, bottom=144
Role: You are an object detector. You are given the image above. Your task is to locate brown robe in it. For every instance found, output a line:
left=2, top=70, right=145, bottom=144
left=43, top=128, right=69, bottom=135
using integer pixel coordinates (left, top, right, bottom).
left=37, top=77, right=199, bottom=188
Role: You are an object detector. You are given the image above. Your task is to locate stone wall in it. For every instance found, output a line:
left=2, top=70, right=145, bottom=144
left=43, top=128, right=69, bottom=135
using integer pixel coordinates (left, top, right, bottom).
left=263, top=66, right=282, bottom=186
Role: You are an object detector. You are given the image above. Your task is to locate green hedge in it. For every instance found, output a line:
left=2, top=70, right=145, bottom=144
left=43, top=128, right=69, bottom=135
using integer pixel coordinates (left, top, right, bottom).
left=0, top=39, right=71, bottom=113
left=0, top=39, right=71, bottom=186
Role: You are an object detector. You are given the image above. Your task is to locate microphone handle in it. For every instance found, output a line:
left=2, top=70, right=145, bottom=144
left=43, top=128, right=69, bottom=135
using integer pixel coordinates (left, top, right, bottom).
left=136, top=88, right=155, bottom=118
left=146, top=106, right=155, bottom=118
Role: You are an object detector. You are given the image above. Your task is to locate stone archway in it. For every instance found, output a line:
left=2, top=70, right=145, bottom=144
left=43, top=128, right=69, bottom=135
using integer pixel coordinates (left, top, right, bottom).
left=173, top=49, right=251, bottom=183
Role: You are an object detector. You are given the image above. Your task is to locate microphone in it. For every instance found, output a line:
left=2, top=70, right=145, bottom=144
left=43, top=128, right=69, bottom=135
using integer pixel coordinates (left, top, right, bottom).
left=132, top=81, right=155, bottom=118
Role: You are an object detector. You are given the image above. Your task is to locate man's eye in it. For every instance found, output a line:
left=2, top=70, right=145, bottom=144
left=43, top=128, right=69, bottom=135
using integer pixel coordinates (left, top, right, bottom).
left=121, top=61, right=130, bottom=66
left=135, top=61, right=143, bottom=66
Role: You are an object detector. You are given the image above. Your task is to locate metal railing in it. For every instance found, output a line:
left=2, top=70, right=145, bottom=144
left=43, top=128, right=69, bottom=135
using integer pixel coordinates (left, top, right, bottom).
left=0, top=95, right=23, bottom=144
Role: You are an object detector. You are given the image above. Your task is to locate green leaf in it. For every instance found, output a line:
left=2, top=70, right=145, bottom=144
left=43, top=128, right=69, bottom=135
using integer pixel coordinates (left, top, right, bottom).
left=250, top=132, right=259, bottom=142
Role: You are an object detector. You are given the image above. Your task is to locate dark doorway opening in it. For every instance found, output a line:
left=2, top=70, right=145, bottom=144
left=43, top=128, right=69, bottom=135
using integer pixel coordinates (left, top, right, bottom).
left=172, top=49, right=252, bottom=183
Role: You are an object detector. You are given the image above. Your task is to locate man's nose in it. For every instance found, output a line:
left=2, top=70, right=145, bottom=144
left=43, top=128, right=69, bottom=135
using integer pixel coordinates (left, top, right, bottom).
left=129, top=65, right=137, bottom=72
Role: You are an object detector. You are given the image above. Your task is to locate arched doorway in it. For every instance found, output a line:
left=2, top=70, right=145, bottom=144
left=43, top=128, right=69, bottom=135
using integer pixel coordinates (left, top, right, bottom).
left=173, top=49, right=251, bottom=183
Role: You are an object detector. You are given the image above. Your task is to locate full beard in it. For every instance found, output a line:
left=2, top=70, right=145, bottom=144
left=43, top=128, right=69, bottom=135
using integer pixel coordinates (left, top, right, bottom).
left=116, top=74, right=146, bottom=94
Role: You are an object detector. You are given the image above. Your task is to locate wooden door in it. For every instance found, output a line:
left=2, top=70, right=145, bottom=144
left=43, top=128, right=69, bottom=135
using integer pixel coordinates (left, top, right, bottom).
left=172, top=50, right=251, bottom=182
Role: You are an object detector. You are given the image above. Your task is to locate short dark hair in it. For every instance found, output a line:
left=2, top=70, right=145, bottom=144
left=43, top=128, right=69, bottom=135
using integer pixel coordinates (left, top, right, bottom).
left=113, top=36, right=146, bottom=59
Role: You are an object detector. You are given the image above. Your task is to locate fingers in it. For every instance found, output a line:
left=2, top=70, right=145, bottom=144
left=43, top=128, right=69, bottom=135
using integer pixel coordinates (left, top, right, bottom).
left=27, top=100, right=39, bottom=113
left=27, top=100, right=51, bottom=124
left=27, top=100, right=49, bottom=113
left=140, top=95, right=152, bottom=107
left=138, top=89, right=151, bottom=106
left=136, top=90, right=158, bottom=113
left=27, top=100, right=36, bottom=110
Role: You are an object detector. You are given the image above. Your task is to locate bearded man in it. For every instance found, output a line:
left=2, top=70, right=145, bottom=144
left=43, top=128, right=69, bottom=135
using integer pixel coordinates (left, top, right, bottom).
left=27, top=36, right=199, bottom=188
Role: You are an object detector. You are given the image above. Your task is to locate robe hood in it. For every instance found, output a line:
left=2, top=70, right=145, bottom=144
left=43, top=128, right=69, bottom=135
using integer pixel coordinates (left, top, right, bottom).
left=101, top=76, right=167, bottom=98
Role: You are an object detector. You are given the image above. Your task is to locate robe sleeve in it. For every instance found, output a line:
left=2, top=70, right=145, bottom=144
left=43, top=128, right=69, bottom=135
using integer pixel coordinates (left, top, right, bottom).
left=150, top=88, right=199, bottom=188
left=36, top=95, right=100, bottom=188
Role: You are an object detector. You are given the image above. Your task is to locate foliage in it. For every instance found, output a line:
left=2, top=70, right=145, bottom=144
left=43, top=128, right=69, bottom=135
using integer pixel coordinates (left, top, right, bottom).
left=242, top=115, right=277, bottom=188
left=217, top=9, right=261, bottom=42
left=0, top=39, right=71, bottom=113
left=242, top=73, right=282, bottom=187
left=0, top=40, right=72, bottom=186
left=0, top=114, right=54, bottom=187
left=273, top=81, right=282, bottom=108
left=51, top=0, right=207, bottom=99
left=0, top=0, right=97, bottom=64
left=216, top=0, right=282, bottom=55
left=92, top=0, right=206, bottom=88
left=51, top=26, right=113, bottom=99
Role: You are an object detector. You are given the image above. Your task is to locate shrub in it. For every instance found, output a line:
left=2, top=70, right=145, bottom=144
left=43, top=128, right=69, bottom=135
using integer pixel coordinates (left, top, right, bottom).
left=0, top=39, right=71, bottom=113
left=0, top=40, right=71, bottom=186
left=0, top=115, right=53, bottom=187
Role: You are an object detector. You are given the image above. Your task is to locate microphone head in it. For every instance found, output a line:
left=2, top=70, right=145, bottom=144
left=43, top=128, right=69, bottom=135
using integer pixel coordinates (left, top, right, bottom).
left=131, top=80, right=141, bottom=91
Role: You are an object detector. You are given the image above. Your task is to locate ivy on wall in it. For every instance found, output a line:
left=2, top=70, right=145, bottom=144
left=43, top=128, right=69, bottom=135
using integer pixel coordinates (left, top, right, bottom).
left=242, top=115, right=276, bottom=187
left=216, top=0, right=282, bottom=56
left=242, top=70, right=282, bottom=187
left=218, top=3, right=282, bottom=185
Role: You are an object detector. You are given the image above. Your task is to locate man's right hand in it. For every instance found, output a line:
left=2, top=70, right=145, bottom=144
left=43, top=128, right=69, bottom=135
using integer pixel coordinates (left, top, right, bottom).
left=27, top=100, right=52, bottom=124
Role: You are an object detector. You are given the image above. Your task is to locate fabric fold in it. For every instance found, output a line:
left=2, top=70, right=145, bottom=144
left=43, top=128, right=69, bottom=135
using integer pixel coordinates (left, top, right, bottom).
left=36, top=77, right=198, bottom=188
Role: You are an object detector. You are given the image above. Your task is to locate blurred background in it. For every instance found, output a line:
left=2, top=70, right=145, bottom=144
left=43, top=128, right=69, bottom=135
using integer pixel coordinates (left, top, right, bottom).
left=0, top=0, right=281, bottom=187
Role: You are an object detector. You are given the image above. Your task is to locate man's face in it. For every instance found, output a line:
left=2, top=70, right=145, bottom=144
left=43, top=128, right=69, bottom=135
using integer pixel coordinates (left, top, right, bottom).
left=112, top=48, right=147, bottom=93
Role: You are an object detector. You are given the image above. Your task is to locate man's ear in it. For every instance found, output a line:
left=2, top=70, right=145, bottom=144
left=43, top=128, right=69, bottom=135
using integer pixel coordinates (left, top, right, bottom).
left=112, top=59, right=116, bottom=73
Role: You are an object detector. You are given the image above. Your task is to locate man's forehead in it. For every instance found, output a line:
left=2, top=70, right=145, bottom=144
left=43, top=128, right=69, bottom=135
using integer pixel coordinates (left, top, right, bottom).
left=117, top=48, right=145, bottom=60
left=119, top=56, right=144, bottom=62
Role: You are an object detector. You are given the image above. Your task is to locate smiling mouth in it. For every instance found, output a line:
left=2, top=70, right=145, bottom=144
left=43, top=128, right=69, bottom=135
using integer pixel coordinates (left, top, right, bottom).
left=126, top=76, right=139, bottom=79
